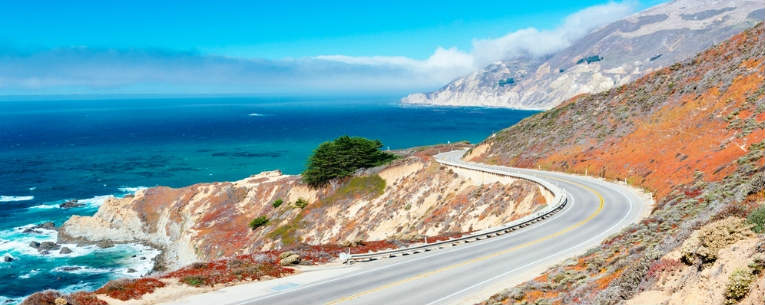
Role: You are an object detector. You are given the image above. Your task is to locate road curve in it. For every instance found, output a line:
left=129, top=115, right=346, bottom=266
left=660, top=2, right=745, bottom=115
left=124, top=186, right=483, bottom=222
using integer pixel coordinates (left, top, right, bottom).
left=231, top=150, right=649, bottom=305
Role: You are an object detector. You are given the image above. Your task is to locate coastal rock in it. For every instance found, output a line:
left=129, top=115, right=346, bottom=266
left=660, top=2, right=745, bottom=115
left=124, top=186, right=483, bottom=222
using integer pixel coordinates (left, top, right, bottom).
left=60, top=153, right=552, bottom=270
left=28, top=241, right=41, bottom=249
left=23, top=222, right=57, bottom=233
left=59, top=247, right=72, bottom=254
left=59, top=266, right=82, bottom=272
left=38, top=241, right=60, bottom=251
left=59, top=200, right=85, bottom=209
left=96, top=240, right=114, bottom=248
left=279, top=253, right=301, bottom=266
left=2, top=255, right=13, bottom=262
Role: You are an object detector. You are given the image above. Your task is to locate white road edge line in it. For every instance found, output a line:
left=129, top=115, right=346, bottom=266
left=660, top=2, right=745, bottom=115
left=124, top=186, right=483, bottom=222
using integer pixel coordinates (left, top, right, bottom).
left=424, top=179, right=636, bottom=305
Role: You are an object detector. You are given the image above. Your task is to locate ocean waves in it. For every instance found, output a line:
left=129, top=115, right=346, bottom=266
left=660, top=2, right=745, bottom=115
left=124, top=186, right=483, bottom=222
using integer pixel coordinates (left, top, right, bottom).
left=27, top=194, right=113, bottom=210
left=0, top=185, right=159, bottom=304
left=0, top=195, right=34, bottom=202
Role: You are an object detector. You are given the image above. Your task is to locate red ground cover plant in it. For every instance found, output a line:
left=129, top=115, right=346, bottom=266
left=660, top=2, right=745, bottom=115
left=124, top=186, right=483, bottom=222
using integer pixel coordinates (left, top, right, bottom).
left=162, top=252, right=294, bottom=287
left=94, top=278, right=166, bottom=301
left=646, top=258, right=683, bottom=279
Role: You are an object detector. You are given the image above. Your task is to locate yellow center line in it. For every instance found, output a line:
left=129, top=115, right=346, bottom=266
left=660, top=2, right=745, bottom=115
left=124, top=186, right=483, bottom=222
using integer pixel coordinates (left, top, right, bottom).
left=325, top=176, right=604, bottom=305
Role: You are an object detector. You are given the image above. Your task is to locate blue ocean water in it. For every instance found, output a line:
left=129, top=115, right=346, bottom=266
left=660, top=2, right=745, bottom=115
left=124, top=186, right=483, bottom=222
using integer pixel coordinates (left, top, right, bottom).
left=0, top=96, right=537, bottom=303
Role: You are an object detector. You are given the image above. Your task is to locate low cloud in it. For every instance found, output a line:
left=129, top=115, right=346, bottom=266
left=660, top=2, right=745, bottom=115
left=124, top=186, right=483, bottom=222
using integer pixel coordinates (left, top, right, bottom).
left=0, top=2, right=636, bottom=96
left=471, top=1, right=636, bottom=66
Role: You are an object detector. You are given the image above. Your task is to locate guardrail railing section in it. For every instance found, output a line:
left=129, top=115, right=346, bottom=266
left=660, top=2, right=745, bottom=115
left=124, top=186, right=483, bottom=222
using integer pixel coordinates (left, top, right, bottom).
left=344, top=151, right=568, bottom=263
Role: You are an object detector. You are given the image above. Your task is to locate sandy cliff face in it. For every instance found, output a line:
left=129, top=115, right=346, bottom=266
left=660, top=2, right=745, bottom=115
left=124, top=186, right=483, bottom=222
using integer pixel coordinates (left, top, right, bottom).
left=60, top=150, right=551, bottom=270
left=403, top=0, right=764, bottom=109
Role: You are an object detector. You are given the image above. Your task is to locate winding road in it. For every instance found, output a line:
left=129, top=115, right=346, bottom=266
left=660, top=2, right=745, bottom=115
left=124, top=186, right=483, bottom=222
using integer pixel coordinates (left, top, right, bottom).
left=195, top=150, right=650, bottom=305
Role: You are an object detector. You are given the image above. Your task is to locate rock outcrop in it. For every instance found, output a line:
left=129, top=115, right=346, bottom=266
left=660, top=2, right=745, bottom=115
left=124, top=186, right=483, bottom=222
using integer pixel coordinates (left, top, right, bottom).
left=403, top=0, right=764, bottom=109
left=60, top=150, right=551, bottom=270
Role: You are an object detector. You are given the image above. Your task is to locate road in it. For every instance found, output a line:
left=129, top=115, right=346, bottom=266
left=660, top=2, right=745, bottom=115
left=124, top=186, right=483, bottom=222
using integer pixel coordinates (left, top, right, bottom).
left=228, top=150, right=648, bottom=305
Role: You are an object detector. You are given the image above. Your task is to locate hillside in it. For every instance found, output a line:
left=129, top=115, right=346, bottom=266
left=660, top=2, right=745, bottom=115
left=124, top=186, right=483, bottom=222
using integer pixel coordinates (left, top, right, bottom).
left=468, top=23, right=764, bottom=304
left=58, top=144, right=552, bottom=271
left=403, top=0, right=764, bottom=109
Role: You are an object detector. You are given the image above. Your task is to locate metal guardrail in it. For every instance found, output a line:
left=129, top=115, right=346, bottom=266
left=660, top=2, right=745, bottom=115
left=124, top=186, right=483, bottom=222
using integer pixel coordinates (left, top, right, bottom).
left=344, top=151, right=568, bottom=263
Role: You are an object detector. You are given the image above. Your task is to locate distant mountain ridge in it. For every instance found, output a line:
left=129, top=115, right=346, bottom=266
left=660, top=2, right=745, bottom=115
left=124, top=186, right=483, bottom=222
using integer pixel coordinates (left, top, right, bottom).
left=402, top=0, right=764, bottom=109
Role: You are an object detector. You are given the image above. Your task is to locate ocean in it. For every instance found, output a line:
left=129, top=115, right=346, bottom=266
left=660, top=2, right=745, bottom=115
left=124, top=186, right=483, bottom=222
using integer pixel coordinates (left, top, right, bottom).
left=0, top=96, right=537, bottom=303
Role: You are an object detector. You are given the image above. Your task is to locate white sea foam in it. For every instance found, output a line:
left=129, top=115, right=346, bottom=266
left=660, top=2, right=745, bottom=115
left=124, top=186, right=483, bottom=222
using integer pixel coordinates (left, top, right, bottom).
left=78, top=195, right=112, bottom=208
left=18, top=269, right=39, bottom=279
left=248, top=113, right=266, bottom=117
left=52, top=265, right=112, bottom=275
left=0, top=195, right=34, bottom=202
left=27, top=194, right=112, bottom=210
left=59, top=282, right=99, bottom=294
left=0, top=225, right=57, bottom=256
left=0, top=296, right=20, bottom=305
left=27, top=203, right=60, bottom=209
left=0, top=224, right=98, bottom=257
left=115, top=243, right=161, bottom=277
left=118, top=186, right=148, bottom=194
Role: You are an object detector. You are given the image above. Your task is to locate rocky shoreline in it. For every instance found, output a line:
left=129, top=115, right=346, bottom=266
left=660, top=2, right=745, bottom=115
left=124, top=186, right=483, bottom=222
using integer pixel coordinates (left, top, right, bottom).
left=57, top=229, right=167, bottom=273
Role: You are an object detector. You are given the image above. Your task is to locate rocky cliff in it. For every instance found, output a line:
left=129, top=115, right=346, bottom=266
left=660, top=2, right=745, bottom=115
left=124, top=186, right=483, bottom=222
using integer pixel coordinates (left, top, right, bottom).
left=59, top=145, right=552, bottom=270
left=403, top=0, right=764, bottom=110
left=471, top=23, right=764, bottom=305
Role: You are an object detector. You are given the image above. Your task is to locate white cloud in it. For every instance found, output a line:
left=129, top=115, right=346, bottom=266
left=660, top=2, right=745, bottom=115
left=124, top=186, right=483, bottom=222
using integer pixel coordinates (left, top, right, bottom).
left=314, top=1, right=636, bottom=85
left=475, top=1, right=637, bottom=64
left=0, top=2, right=637, bottom=95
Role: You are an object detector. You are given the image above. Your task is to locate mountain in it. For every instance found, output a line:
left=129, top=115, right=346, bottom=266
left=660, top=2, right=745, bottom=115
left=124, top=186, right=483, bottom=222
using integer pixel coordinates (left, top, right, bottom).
left=403, top=0, right=764, bottom=109
left=468, top=23, right=764, bottom=305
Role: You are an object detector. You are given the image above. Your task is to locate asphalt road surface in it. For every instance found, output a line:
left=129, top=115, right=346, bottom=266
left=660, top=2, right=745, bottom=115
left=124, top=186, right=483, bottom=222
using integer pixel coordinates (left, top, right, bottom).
left=233, top=150, right=647, bottom=305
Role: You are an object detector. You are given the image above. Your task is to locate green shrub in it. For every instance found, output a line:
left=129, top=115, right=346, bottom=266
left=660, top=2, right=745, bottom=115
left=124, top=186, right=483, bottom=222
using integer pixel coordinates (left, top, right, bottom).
left=181, top=276, right=206, bottom=287
left=272, top=199, right=283, bottom=208
left=724, top=268, right=755, bottom=304
left=249, top=216, right=269, bottom=230
left=747, top=205, right=765, bottom=233
left=294, top=198, right=308, bottom=209
left=302, top=136, right=396, bottom=186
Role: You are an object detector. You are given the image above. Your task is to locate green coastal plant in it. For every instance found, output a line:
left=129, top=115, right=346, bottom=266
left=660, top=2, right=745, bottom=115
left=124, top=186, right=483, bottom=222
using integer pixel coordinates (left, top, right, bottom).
left=294, top=198, right=308, bottom=209
left=302, top=136, right=396, bottom=186
left=181, top=276, right=206, bottom=287
left=272, top=199, right=283, bottom=208
left=724, top=268, right=755, bottom=304
left=747, top=205, right=765, bottom=233
left=249, top=216, right=269, bottom=230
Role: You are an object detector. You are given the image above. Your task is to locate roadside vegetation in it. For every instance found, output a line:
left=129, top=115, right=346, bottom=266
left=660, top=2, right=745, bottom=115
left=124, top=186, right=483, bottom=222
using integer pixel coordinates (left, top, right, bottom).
left=302, top=136, right=396, bottom=186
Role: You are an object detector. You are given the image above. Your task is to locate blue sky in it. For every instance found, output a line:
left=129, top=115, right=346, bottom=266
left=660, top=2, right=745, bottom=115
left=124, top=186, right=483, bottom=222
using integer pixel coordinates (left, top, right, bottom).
left=0, top=0, right=665, bottom=96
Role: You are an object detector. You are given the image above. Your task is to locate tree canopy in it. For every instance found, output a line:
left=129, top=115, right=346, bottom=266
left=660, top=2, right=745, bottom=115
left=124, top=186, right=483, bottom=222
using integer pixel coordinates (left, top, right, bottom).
left=302, top=136, right=396, bottom=186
